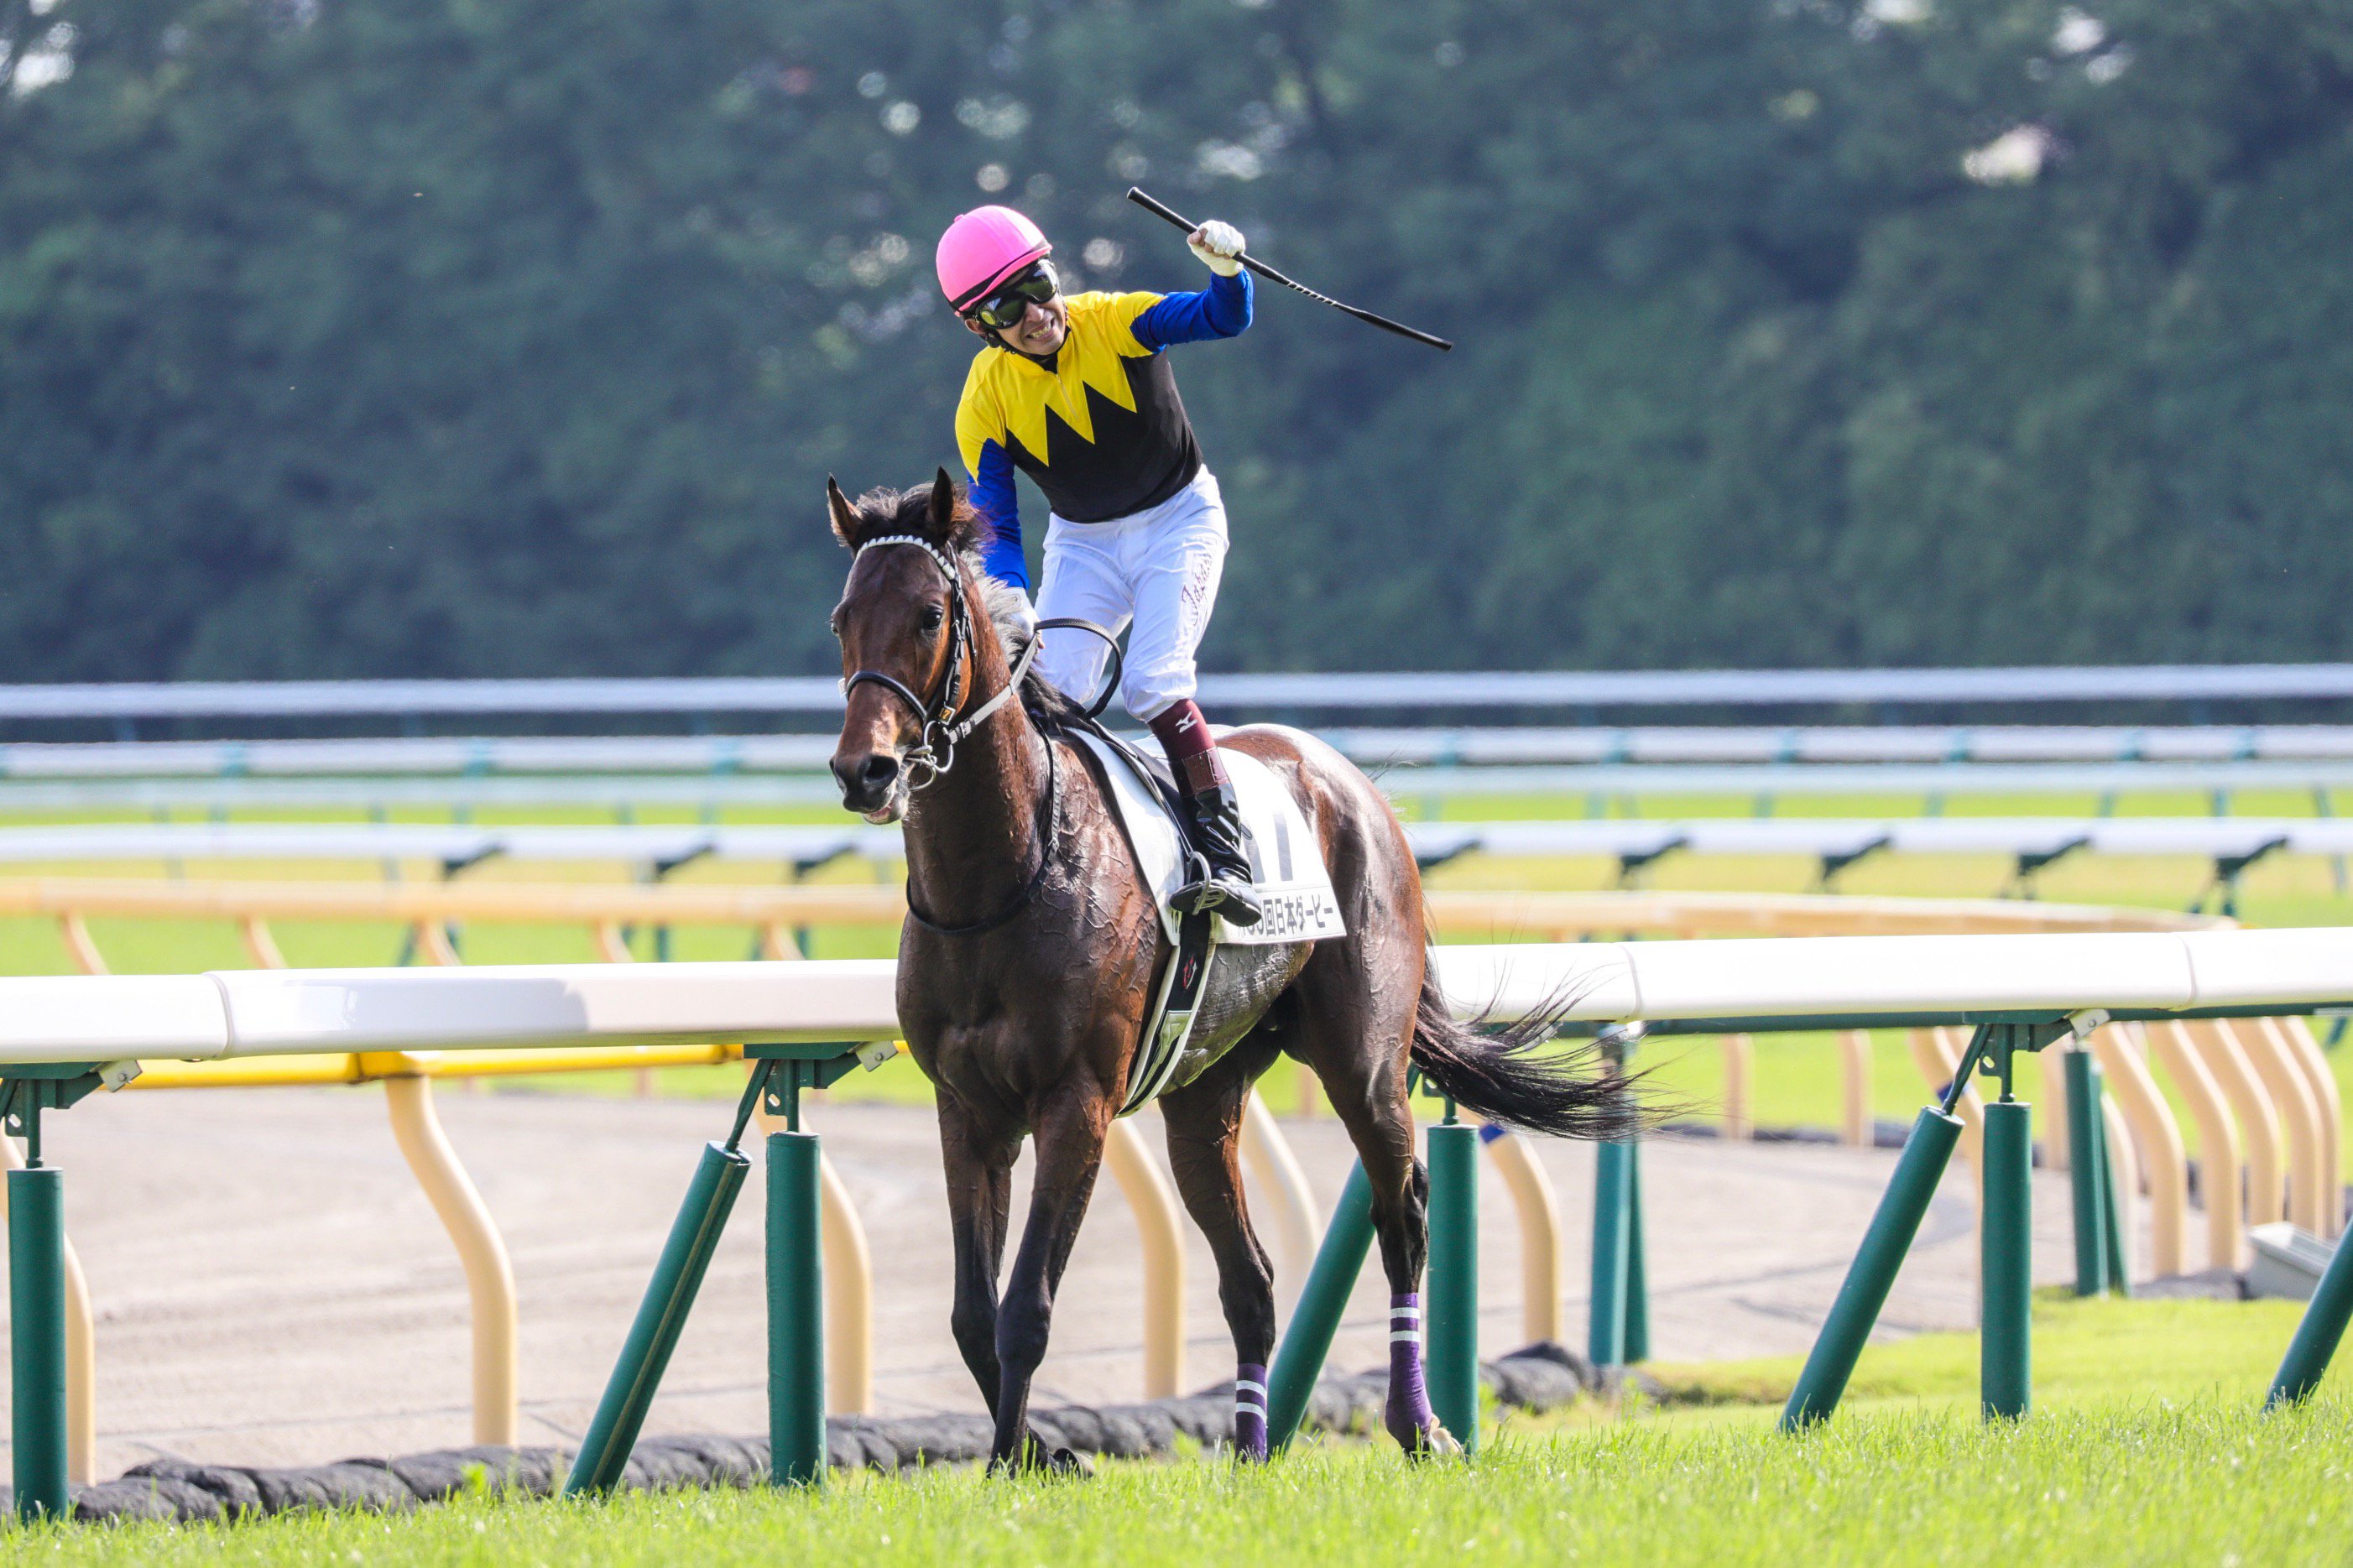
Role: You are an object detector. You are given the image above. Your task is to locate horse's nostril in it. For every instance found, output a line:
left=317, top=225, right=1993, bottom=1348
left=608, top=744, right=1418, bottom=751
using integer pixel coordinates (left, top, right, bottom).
left=832, top=752, right=900, bottom=806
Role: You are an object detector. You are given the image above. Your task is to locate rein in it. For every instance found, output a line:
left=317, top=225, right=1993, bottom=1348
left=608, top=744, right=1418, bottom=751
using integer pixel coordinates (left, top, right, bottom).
left=845, top=531, right=1057, bottom=937
left=905, top=732, right=1058, bottom=936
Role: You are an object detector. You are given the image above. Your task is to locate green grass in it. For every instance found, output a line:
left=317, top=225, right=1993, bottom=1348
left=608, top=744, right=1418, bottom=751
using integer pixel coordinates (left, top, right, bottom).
left=1641, top=1289, right=2310, bottom=1414
left=28, top=1293, right=2339, bottom=1563
left=25, top=1385, right=2353, bottom=1562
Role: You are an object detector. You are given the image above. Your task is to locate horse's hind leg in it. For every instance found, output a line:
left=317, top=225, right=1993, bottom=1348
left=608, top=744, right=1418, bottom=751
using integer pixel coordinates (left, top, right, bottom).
left=989, top=1089, right=1113, bottom=1473
left=1286, top=946, right=1457, bottom=1455
left=1158, top=1030, right=1285, bottom=1460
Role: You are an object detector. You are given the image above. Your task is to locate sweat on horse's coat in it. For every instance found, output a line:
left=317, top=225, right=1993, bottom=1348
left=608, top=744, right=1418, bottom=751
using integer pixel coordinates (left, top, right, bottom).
left=827, top=471, right=1638, bottom=1472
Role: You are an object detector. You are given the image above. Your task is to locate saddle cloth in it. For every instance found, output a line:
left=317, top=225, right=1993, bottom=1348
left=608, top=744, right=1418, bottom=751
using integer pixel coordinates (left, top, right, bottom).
left=1069, top=728, right=1347, bottom=947
left=1072, top=727, right=1347, bottom=1116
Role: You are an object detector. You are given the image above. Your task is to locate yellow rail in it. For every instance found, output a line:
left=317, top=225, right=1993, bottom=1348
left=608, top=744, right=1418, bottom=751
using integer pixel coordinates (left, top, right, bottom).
left=125, top=1042, right=751, bottom=1091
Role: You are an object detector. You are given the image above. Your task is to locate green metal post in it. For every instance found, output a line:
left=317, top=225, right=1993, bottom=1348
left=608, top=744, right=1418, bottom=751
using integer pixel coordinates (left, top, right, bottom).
left=564, top=1141, right=752, bottom=1494
left=1779, top=1106, right=1964, bottom=1430
left=1266, top=1161, right=1375, bottom=1452
left=2063, top=1050, right=2108, bottom=1297
left=2268, top=1227, right=2353, bottom=1407
left=1588, top=1138, right=1633, bottom=1367
left=769, top=1129, right=826, bottom=1485
left=1981, top=1098, right=2034, bottom=1420
left=9, top=1164, right=69, bottom=1521
left=1625, top=1137, right=1650, bottom=1363
left=1426, top=1118, right=1479, bottom=1452
left=2096, top=1076, right=2130, bottom=1297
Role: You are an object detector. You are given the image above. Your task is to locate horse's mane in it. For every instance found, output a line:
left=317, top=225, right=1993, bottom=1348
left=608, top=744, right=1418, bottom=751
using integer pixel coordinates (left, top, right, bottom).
left=838, top=481, right=1089, bottom=739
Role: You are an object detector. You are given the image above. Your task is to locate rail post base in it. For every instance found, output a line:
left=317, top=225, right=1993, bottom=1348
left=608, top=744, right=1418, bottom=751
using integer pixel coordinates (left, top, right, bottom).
left=2063, top=1050, right=2108, bottom=1296
left=2095, top=1071, right=2131, bottom=1295
left=1426, top=1117, right=1479, bottom=1452
left=1625, top=1134, right=1650, bottom=1363
left=1266, top=1161, right=1375, bottom=1452
left=1981, top=1098, right=2033, bottom=1420
left=10, top=1164, right=68, bottom=1521
left=1780, top=1105, right=1964, bottom=1430
left=564, top=1045, right=867, bottom=1496
left=0, top=1065, right=106, bottom=1522
left=562, top=1139, right=750, bottom=1494
left=1588, top=1138, right=1634, bottom=1367
left=769, top=1129, right=826, bottom=1486
left=2269, top=1219, right=2353, bottom=1408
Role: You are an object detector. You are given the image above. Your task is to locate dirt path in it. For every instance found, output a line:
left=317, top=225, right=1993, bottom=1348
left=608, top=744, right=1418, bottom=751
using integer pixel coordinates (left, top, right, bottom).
left=11, top=1087, right=2083, bottom=1476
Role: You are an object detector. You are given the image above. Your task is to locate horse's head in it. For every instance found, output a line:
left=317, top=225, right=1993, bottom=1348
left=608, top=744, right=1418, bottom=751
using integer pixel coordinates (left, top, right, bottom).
left=826, top=467, right=994, bottom=823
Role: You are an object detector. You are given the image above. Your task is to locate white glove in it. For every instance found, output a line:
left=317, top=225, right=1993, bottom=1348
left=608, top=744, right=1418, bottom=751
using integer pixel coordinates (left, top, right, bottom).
left=1187, top=221, right=1245, bottom=276
left=1008, top=597, right=1039, bottom=649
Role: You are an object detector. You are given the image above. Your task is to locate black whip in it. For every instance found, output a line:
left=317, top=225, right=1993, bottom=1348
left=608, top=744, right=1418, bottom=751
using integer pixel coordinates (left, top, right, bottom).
left=1124, top=187, right=1453, bottom=352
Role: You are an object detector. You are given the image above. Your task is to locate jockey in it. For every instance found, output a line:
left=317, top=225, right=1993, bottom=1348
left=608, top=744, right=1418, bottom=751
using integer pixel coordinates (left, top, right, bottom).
left=938, top=204, right=1263, bottom=927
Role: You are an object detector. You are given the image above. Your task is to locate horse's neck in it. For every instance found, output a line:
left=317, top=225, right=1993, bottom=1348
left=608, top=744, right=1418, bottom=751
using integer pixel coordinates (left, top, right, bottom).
left=901, top=604, right=1049, bottom=923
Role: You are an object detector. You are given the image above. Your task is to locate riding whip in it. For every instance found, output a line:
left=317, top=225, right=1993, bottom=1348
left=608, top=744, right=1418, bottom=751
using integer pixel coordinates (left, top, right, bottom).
left=1124, top=187, right=1453, bottom=352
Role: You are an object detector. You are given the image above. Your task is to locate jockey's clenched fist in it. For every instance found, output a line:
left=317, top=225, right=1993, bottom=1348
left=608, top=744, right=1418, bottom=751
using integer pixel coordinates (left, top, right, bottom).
left=1187, top=221, right=1245, bottom=276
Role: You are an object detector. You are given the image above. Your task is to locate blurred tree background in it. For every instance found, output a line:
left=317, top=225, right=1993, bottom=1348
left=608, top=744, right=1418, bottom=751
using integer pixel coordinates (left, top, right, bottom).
left=0, top=0, right=2346, bottom=680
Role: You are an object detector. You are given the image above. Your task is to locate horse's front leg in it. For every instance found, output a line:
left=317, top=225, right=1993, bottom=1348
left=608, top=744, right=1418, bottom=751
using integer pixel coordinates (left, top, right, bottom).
left=991, top=1089, right=1111, bottom=1472
left=939, top=1092, right=1019, bottom=1421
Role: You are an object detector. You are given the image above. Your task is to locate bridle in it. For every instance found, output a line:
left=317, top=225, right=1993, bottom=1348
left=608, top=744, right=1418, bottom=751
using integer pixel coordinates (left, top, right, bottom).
left=842, top=534, right=1038, bottom=790
left=841, top=530, right=1062, bottom=937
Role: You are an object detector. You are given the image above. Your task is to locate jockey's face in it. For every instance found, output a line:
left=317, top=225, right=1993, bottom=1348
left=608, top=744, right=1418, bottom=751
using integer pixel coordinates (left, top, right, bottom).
left=965, top=290, right=1067, bottom=357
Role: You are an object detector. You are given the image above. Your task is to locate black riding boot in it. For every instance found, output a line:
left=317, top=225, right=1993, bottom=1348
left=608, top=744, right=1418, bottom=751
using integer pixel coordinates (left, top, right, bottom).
left=1171, top=782, right=1263, bottom=926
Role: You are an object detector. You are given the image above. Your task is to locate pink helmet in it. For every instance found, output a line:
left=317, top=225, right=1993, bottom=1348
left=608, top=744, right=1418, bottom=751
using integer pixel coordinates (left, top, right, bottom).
left=936, top=206, right=1052, bottom=314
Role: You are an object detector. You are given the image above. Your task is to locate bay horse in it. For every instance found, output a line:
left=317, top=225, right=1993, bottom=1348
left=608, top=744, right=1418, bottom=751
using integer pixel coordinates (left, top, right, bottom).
left=826, top=471, right=1634, bottom=1470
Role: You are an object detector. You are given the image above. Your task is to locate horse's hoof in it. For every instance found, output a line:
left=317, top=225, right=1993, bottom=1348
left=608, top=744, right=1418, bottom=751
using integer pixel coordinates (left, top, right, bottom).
left=1043, top=1446, right=1097, bottom=1478
left=989, top=1443, right=1096, bottom=1479
left=1395, top=1420, right=1462, bottom=1459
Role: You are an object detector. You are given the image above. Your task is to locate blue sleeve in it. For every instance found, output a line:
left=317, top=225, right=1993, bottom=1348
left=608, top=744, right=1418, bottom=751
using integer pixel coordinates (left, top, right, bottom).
left=1130, top=269, right=1252, bottom=352
left=968, top=440, right=1028, bottom=591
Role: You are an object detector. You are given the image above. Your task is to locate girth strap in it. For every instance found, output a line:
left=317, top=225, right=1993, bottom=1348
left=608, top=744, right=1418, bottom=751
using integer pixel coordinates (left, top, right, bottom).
left=1118, top=907, right=1216, bottom=1116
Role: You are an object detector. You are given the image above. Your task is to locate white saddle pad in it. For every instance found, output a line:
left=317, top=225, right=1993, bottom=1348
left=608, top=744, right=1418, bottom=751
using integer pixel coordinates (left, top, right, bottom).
left=1071, top=728, right=1347, bottom=946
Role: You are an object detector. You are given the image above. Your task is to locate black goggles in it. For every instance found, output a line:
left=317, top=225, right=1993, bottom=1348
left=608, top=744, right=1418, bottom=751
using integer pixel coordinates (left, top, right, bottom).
left=963, top=261, right=1059, bottom=331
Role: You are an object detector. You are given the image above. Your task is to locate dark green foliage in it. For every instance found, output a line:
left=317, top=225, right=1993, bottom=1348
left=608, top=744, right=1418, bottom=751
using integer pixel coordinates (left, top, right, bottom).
left=0, top=0, right=2346, bottom=679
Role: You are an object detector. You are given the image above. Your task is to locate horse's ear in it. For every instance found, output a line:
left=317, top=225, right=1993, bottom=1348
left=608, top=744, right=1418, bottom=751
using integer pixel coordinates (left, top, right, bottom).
left=926, top=467, right=957, bottom=539
left=827, top=476, right=859, bottom=549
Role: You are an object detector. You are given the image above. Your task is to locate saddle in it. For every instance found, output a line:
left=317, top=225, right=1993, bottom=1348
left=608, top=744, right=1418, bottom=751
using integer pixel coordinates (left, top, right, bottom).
left=1068, top=726, right=1346, bottom=1115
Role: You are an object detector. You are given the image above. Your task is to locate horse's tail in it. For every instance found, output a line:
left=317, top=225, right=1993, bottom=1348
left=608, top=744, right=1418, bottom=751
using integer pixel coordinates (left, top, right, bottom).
left=1407, top=959, right=1647, bottom=1142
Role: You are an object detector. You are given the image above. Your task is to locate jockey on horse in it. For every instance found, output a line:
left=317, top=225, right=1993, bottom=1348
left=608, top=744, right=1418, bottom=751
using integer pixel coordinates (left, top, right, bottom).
left=938, top=204, right=1263, bottom=927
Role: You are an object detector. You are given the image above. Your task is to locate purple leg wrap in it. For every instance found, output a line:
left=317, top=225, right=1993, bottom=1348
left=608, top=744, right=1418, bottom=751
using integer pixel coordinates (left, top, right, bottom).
left=1233, top=1362, right=1269, bottom=1461
left=1384, top=1294, right=1439, bottom=1449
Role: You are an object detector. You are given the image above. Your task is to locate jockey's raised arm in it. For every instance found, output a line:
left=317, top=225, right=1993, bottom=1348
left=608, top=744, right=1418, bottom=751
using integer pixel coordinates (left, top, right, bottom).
left=1130, top=264, right=1254, bottom=351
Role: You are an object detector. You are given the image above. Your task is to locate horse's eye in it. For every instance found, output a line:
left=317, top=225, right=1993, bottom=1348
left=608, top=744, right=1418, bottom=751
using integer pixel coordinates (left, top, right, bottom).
left=828, top=607, right=844, bottom=639
left=919, top=605, right=945, bottom=633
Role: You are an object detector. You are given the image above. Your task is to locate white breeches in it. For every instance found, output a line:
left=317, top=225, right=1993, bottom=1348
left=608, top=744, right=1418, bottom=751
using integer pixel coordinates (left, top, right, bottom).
left=1033, top=467, right=1229, bottom=723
